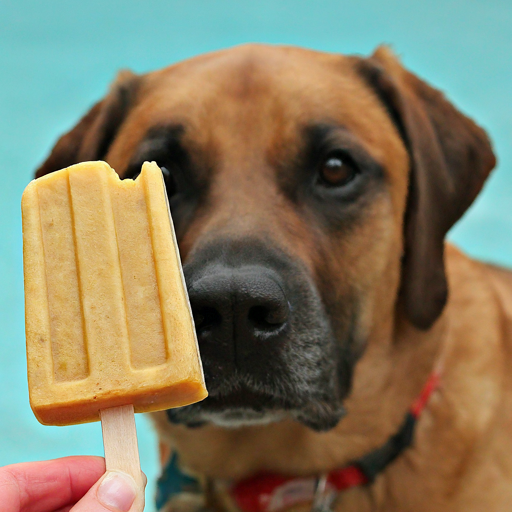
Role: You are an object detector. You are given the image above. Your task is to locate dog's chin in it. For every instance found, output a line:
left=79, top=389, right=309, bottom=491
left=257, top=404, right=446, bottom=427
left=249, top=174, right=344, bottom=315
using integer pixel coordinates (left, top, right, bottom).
left=166, top=388, right=347, bottom=432
left=182, top=408, right=288, bottom=428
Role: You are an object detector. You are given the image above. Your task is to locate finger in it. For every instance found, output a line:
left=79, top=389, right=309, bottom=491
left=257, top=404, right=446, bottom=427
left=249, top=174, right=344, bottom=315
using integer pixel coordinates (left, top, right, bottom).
left=70, top=470, right=143, bottom=512
left=1, top=456, right=105, bottom=512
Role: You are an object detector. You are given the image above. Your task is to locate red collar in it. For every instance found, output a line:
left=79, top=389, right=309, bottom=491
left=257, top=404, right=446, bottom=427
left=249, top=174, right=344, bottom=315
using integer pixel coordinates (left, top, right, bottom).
left=230, top=372, right=441, bottom=512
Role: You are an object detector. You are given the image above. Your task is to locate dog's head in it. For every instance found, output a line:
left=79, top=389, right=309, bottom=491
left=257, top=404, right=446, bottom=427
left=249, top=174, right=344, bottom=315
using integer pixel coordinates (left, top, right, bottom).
left=36, top=45, right=495, bottom=433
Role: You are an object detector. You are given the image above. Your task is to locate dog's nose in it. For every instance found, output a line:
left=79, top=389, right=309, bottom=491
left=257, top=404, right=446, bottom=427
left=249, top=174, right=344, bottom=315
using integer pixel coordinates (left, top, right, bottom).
left=188, top=266, right=289, bottom=361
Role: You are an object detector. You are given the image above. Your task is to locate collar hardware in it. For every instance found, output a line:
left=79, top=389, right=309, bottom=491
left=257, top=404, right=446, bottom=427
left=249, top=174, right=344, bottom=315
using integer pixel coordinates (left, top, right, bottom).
left=311, top=475, right=336, bottom=512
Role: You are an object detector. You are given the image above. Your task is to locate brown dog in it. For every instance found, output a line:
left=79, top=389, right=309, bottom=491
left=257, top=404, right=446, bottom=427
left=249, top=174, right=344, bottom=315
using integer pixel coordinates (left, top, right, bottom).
left=35, top=45, right=512, bottom=511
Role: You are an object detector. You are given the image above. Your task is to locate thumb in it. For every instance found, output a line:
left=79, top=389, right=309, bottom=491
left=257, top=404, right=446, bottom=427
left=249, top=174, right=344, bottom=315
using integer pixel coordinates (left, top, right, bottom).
left=71, top=470, right=144, bottom=512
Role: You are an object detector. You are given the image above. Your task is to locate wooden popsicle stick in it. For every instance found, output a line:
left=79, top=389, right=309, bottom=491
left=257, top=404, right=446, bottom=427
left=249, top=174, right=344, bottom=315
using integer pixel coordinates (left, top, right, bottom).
left=101, top=405, right=145, bottom=511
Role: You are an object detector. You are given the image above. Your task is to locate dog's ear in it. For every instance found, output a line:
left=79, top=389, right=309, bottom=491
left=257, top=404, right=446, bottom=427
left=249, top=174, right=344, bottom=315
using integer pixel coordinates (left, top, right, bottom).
left=35, top=70, right=140, bottom=178
left=356, top=46, right=496, bottom=330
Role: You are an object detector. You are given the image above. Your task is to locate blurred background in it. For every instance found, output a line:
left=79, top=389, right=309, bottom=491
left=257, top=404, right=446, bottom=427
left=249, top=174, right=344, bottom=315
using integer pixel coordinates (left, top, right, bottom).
left=1, top=1, right=510, bottom=510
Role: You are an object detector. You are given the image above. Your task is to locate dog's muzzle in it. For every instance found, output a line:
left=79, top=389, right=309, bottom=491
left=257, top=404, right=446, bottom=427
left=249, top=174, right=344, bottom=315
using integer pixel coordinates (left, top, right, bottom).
left=166, top=239, right=352, bottom=432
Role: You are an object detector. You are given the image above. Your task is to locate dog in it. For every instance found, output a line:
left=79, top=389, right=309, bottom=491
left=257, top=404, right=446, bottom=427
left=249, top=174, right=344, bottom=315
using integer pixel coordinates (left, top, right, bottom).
left=34, top=44, right=512, bottom=511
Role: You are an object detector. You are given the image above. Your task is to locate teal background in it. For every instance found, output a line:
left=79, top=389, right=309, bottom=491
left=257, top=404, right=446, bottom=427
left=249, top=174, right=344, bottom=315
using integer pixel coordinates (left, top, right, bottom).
left=1, top=1, right=510, bottom=510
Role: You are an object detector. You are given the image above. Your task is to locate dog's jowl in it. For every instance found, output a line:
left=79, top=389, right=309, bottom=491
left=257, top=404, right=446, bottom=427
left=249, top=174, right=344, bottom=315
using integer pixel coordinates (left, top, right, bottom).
left=36, top=45, right=512, bottom=512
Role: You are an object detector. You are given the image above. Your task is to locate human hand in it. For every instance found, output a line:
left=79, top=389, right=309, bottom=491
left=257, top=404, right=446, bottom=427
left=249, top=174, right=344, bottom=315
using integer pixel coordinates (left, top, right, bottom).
left=1, top=456, right=145, bottom=512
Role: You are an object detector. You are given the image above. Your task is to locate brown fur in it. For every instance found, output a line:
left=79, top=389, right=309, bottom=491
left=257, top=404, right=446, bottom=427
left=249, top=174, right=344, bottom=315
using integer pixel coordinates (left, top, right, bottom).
left=36, top=44, right=511, bottom=511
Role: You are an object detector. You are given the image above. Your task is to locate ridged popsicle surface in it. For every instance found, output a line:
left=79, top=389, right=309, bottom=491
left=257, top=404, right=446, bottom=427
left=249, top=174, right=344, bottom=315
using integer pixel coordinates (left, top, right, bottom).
left=22, top=161, right=207, bottom=425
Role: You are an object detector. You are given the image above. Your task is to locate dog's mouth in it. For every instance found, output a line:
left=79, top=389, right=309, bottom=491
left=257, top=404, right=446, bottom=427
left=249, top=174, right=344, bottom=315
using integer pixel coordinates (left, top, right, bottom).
left=166, top=319, right=355, bottom=432
left=165, top=239, right=359, bottom=432
left=167, top=385, right=290, bottom=428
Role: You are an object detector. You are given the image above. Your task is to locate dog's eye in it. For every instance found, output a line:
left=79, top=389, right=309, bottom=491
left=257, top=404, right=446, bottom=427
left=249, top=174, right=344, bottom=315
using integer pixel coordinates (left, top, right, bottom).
left=317, top=152, right=359, bottom=188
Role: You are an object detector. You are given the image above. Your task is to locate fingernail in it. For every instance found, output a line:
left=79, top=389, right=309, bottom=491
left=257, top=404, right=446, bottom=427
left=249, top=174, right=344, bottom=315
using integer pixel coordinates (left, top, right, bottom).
left=97, top=471, right=137, bottom=511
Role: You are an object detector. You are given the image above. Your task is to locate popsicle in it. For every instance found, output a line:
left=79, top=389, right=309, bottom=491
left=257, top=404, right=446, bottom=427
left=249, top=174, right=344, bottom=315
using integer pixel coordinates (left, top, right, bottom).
left=22, top=160, right=207, bottom=509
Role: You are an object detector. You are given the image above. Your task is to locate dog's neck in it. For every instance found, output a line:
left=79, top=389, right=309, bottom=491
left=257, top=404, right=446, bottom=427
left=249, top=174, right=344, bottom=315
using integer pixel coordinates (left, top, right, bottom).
left=156, top=369, right=441, bottom=512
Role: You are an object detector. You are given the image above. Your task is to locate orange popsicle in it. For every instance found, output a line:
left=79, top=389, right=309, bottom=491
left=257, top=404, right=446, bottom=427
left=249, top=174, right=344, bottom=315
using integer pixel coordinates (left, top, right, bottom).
left=22, top=160, right=207, bottom=509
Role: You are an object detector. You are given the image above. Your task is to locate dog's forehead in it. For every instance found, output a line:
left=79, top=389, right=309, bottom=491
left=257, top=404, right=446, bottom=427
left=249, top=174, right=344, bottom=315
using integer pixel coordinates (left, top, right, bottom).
left=126, top=46, right=402, bottom=163
left=138, top=45, right=391, bottom=131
